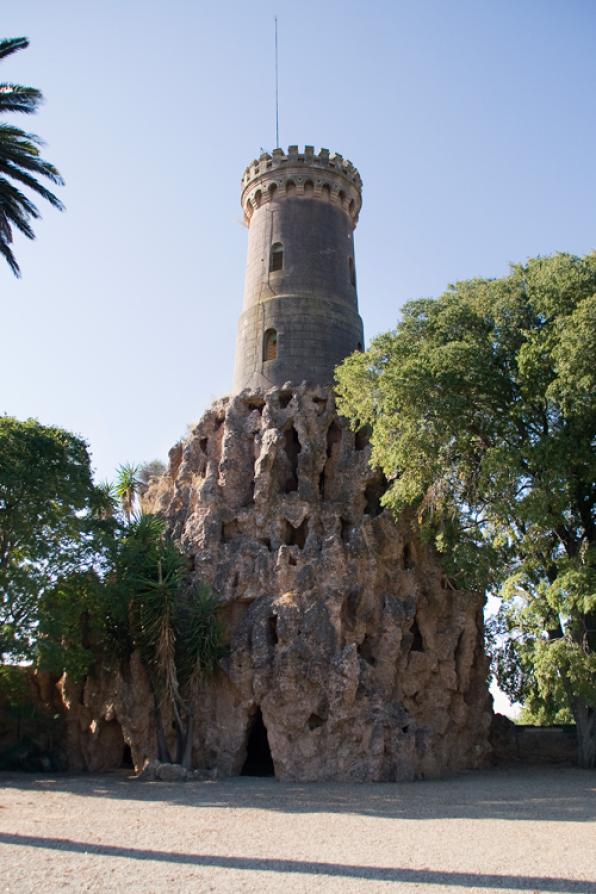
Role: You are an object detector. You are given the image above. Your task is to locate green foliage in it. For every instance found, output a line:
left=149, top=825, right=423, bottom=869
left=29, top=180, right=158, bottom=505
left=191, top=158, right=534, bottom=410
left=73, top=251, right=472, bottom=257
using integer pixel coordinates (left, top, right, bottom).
left=1, top=414, right=221, bottom=767
left=112, top=514, right=223, bottom=765
left=0, top=37, right=64, bottom=276
left=115, top=463, right=142, bottom=524
left=116, top=515, right=223, bottom=693
left=0, top=666, right=64, bottom=771
left=0, top=416, right=115, bottom=662
left=336, top=252, right=596, bottom=764
left=0, top=663, right=28, bottom=709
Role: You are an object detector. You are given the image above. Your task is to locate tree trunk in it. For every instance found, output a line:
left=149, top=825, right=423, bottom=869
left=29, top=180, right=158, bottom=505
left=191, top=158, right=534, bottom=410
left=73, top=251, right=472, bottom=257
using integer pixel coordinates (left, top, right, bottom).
left=573, top=700, right=595, bottom=768
left=152, top=692, right=171, bottom=763
left=174, top=719, right=185, bottom=764
left=181, top=712, right=194, bottom=770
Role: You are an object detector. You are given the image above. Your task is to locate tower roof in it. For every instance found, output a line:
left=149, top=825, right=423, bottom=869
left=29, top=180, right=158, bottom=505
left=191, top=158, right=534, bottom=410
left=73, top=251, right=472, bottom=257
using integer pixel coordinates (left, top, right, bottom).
left=241, top=145, right=363, bottom=227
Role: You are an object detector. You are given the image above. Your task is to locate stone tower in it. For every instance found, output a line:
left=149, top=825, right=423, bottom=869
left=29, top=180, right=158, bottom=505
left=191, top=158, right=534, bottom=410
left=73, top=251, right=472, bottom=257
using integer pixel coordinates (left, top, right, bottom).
left=234, top=146, right=365, bottom=392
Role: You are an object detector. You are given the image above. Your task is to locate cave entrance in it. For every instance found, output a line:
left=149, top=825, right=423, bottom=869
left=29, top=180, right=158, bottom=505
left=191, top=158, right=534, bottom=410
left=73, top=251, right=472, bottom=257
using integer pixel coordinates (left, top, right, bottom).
left=241, top=708, right=275, bottom=777
left=121, top=743, right=134, bottom=769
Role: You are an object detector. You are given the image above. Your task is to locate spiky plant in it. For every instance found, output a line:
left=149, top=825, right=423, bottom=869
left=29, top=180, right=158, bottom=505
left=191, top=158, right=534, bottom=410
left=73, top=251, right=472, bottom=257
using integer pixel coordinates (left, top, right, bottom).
left=115, top=463, right=142, bottom=524
left=116, top=514, right=224, bottom=767
left=0, top=37, right=64, bottom=276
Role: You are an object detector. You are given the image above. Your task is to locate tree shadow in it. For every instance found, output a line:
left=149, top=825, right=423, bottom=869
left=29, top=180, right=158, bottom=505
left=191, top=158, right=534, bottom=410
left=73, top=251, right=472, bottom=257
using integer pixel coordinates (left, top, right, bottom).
left=0, top=831, right=594, bottom=892
left=1, top=766, right=595, bottom=824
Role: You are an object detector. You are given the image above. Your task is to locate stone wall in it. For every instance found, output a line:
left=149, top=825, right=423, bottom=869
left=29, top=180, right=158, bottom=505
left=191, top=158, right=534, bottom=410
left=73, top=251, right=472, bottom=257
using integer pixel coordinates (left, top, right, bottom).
left=141, top=384, right=493, bottom=781
left=490, top=714, right=577, bottom=765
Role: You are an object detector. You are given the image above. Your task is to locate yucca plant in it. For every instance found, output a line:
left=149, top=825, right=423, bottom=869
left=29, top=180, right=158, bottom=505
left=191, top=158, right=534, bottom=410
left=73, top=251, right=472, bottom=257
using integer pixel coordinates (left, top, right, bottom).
left=115, top=463, right=142, bottom=524
left=0, top=37, right=64, bottom=276
left=116, top=514, right=223, bottom=767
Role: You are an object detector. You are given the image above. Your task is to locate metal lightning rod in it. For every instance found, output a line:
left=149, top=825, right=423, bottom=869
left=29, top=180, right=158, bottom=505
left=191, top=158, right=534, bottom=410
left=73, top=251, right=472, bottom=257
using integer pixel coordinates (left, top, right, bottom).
left=274, top=16, right=280, bottom=149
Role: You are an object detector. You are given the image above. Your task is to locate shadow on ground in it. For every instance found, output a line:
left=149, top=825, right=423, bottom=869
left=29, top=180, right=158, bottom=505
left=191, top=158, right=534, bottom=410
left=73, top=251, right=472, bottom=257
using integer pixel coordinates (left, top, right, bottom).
left=1, top=766, right=595, bottom=824
left=0, top=831, right=595, bottom=892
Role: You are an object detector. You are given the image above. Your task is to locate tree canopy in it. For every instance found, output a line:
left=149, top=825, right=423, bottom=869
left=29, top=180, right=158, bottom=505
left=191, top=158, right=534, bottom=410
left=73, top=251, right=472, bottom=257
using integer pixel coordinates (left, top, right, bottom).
left=0, top=416, right=112, bottom=662
left=335, top=251, right=596, bottom=766
left=0, top=36, right=64, bottom=276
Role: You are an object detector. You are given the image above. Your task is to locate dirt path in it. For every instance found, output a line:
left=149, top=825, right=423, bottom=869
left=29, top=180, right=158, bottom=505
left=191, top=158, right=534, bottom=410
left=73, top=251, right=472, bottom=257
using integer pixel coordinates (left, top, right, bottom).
left=0, top=766, right=594, bottom=893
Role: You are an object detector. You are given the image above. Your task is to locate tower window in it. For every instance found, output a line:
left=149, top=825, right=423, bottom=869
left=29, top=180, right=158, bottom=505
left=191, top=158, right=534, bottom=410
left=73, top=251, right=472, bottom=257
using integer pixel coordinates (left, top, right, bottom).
left=269, top=242, right=283, bottom=272
left=263, top=328, right=278, bottom=361
left=349, top=257, right=356, bottom=287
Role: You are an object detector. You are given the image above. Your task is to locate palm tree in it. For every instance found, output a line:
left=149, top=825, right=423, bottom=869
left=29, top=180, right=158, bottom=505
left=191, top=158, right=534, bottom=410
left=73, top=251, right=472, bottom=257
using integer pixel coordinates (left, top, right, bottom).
left=0, top=37, right=64, bottom=276
left=115, top=463, right=142, bottom=524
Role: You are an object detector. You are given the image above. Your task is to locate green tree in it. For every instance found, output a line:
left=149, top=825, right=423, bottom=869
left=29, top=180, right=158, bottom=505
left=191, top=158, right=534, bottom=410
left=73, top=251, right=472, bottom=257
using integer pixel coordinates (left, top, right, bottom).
left=335, top=252, right=596, bottom=767
left=0, top=37, right=64, bottom=277
left=0, top=416, right=113, bottom=661
left=115, top=463, right=142, bottom=524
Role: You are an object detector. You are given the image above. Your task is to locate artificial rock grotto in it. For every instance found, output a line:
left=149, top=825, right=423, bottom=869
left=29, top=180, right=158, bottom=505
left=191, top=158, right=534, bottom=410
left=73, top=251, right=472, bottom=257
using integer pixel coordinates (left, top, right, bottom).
left=60, top=147, right=493, bottom=780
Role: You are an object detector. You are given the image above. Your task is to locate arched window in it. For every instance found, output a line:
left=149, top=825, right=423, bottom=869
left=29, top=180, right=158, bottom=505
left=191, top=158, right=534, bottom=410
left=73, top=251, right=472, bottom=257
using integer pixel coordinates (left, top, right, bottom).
left=263, top=328, right=278, bottom=361
left=268, top=183, right=278, bottom=201
left=269, top=242, right=283, bottom=272
left=349, top=256, right=356, bottom=287
left=304, top=179, right=314, bottom=197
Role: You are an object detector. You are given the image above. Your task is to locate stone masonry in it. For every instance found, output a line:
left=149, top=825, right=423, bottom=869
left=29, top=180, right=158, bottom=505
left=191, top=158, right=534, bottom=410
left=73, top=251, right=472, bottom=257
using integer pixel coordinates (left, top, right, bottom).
left=234, top=146, right=364, bottom=392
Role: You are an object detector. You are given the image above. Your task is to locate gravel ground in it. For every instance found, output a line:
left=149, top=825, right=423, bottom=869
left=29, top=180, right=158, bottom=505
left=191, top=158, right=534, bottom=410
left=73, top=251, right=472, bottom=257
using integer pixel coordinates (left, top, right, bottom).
left=0, top=766, right=594, bottom=894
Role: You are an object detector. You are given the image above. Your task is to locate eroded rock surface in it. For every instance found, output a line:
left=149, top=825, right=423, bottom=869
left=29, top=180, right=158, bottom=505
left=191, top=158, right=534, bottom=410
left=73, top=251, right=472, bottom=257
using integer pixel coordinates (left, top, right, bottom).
left=139, top=384, right=492, bottom=781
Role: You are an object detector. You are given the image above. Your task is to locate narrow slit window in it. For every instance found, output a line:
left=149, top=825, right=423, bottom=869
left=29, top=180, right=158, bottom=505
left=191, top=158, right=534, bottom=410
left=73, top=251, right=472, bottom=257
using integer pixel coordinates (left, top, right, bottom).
left=349, top=256, right=356, bottom=287
left=270, top=242, right=283, bottom=272
left=263, top=328, right=278, bottom=361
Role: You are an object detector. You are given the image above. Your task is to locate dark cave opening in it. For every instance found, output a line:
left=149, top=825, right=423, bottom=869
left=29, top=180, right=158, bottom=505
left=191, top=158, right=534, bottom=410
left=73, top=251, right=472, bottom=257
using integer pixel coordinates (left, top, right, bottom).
left=121, top=743, right=134, bottom=769
left=364, top=474, right=387, bottom=517
left=282, top=517, right=308, bottom=549
left=241, top=709, right=275, bottom=777
left=354, top=425, right=371, bottom=451
left=283, top=425, right=301, bottom=493
left=410, top=619, right=424, bottom=652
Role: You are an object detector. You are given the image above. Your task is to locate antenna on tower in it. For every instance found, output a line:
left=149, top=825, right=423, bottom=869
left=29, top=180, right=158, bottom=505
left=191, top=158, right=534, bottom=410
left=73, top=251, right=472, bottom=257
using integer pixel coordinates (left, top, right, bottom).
left=274, top=15, right=280, bottom=149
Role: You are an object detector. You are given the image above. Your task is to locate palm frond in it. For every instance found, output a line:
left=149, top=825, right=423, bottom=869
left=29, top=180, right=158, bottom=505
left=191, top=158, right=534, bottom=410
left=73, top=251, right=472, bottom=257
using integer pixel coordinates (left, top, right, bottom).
left=0, top=178, right=40, bottom=238
left=0, top=161, right=64, bottom=209
left=0, top=38, right=29, bottom=61
left=0, top=84, right=43, bottom=115
left=0, top=37, right=63, bottom=277
left=115, top=464, right=142, bottom=523
left=0, top=235, right=18, bottom=275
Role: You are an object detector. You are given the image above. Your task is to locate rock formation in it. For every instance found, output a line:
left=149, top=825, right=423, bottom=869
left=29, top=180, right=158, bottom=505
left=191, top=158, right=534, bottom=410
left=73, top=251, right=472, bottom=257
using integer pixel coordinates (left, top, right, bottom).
left=137, top=383, right=492, bottom=781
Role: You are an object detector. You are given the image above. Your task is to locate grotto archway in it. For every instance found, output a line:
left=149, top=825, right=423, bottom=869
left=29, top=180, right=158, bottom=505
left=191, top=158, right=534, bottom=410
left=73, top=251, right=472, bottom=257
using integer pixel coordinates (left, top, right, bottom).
left=241, top=708, right=275, bottom=777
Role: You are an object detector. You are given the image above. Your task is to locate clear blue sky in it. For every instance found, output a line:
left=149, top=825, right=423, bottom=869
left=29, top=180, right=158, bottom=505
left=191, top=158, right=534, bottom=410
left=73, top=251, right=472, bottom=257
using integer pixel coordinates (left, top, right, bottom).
left=2, top=0, right=595, bottom=484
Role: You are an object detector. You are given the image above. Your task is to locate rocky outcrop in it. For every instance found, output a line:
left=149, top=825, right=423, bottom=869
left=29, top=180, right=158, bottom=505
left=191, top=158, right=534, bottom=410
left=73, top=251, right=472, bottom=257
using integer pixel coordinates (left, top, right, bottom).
left=139, top=384, right=492, bottom=781
left=59, top=651, right=154, bottom=773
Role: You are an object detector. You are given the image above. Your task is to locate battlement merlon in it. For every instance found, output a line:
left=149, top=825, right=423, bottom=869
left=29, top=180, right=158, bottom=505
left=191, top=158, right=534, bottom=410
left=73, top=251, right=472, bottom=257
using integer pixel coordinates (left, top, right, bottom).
left=241, top=146, right=363, bottom=227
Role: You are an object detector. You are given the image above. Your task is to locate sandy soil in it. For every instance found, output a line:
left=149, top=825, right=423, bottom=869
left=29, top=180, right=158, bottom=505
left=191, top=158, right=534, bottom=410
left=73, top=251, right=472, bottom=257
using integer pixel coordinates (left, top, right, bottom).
left=0, top=766, right=594, bottom=894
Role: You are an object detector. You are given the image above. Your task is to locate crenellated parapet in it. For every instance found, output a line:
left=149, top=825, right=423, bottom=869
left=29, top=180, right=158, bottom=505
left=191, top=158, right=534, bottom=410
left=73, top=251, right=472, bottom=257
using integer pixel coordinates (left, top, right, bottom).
left=241, top=145, right=363, bottom=226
